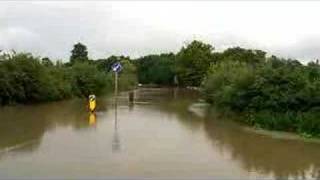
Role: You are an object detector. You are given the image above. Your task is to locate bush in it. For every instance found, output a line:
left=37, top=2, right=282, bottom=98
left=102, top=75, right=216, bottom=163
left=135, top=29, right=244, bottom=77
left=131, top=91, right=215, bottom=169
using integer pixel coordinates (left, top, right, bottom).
left=70, top=62, right=112, bottom=97
left=117, top=58, right=137, bottom=90
left=0, top=53, right=114, bottom=105
left=202, top=61, right=256, bottom=110
left=0, top=53, right=58, bottom=103
left=202, top=57, right=320, bottom=136
left=135, top=53, right=175, bottom=86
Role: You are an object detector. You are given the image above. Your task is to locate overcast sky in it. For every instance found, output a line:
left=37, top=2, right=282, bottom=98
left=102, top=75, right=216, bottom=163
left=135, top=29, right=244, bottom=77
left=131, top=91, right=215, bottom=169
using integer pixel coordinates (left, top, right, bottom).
left=1, top=1, right=320, bottom=62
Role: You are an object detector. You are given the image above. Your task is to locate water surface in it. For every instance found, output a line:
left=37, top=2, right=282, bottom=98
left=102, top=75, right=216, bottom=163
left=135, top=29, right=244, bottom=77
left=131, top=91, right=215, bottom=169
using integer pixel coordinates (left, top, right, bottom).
left=0, top=88, right=319, bottom=179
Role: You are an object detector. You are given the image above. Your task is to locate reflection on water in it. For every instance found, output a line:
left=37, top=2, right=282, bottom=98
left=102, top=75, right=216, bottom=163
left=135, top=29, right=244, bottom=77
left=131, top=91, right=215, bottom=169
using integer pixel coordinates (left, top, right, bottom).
left=0, top=99, right=84, bottom=153
left=88, top=112, right=96, bottom=127
left=204, top=115, right=320, bottom=179
left=0, top=88, right=319, bottom=179
left=112, top=102, right=121, bottom=153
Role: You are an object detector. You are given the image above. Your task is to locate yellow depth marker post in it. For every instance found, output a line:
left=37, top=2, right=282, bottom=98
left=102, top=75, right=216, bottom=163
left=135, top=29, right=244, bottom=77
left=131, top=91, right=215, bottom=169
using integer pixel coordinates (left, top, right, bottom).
left=89, top=112, right=96, bottom=126
left=89, top=94, right=96, bottom=112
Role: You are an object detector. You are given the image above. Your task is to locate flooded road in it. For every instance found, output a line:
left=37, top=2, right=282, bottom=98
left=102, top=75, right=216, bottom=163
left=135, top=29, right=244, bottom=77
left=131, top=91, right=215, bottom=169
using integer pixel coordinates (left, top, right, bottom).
left=0, top=88, right=320, bottom=179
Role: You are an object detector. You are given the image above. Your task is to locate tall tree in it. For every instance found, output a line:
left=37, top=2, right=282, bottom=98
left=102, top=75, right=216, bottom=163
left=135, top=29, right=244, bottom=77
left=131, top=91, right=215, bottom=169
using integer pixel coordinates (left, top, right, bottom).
left=216, top=47, right=266, bottom=64
left=70, top=42, right=88, bottom=64
left=175, top=40, right=215, bottom=86
left=135, top=53, right=175, bottom=85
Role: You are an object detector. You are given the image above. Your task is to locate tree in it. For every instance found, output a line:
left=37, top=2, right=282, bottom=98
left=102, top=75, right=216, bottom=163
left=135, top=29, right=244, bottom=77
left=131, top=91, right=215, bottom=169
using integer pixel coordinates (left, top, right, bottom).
left=70, top=42, right=88, bottom=64
left=217, top=47, right=266, bottom=64
left=95, top=55, right=120, bottom=72
left=71, top=62, right=112, bottom=97
left=135, top=53, right=175, bottom=85
left=175, top=40, right=215, bottom=86
left=118, top=57, right=137, bottom=90
left=41, top=57, right=54, bottom=67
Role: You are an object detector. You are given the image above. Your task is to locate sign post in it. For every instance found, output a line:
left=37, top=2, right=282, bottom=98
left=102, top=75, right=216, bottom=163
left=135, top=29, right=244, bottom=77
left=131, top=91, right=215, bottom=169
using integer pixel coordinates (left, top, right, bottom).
left=111, top=62, right=122, bottom=98
left=114, top=72, right=118, bottom=97
left=111, top=62, right=122, bottom=153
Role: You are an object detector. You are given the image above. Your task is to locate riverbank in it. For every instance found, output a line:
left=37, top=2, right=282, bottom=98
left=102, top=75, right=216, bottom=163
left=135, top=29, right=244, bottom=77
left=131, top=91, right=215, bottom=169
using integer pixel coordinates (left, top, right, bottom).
left=202, top=59, right=320, bottom=138
left=188, top=101, right=320, bottom=142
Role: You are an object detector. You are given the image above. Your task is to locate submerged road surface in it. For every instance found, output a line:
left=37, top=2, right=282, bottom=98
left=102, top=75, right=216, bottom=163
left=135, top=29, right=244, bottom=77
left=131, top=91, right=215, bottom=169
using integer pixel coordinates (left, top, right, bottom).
left=0, top=88, right=319, bottom=179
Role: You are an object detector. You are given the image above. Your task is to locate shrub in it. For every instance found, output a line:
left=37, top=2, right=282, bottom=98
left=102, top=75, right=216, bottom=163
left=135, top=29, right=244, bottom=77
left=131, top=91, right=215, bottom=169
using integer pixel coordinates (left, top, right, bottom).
left=202, top=57, right=320, bottom=136
left=0, top=53, right=114, bottom=105
left=70, top=62, right=113, bottom=97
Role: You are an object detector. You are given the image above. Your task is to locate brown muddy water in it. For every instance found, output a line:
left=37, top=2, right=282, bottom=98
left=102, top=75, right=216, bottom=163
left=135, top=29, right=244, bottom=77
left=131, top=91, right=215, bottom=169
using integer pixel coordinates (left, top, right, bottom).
left=0, top=88, right=319, bottom=179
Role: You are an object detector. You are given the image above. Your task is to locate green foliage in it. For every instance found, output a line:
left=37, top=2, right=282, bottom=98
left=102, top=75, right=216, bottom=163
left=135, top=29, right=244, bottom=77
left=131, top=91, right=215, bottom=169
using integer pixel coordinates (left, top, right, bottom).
left=175, top=40, right=215, bottom=86
left=117, top=58, right=137, bottom=90
left=0, top=53, right=61, bottom=104
left=250, top=111, right=320, bottom=137
left=95, top=55, right=124, bottom=72
left=0, top=52, right=113, bottom=105
left=0, top=42, right=138, bottom=106
left=70, top=62, right=112, bottom=97
left=70, top=42, right=89, bottom=64
left=135, top=53, right=175, bottom=85
left=202, top=61, right=256, bottom=109
left=47, top=65, right=73, bottom=99
left=41, top=57, right=54, bottom=67
left=92, top=55, right=138, bottom=90
left=216, top=47, right=266, bottom=64
left=202, top=56, right=320, bottom=136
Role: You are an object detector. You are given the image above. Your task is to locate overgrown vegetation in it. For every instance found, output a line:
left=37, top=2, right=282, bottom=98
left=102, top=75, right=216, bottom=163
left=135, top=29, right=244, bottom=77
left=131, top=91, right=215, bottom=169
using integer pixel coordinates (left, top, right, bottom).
left=135, top=53, right=175, bottom=85
left=175, top=40, right=215, bottom=86
left=0, top=43, right=137, bottom=105
left=202, top=55, right=320, bottom=137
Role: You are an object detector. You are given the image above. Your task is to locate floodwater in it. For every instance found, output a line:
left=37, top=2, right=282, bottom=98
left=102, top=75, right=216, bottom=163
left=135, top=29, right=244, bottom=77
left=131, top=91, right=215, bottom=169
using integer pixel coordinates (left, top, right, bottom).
left=0, top=88, right=320, bottom=179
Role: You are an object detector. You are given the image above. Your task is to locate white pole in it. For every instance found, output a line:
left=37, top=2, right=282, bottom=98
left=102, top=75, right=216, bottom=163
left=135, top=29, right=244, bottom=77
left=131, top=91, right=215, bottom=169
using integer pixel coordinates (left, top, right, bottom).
left=114, top=72, right=118, bottom=97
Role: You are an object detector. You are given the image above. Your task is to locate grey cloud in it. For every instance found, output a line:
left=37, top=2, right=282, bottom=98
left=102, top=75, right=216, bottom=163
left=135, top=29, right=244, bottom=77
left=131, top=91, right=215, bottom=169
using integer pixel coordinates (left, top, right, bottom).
left=271, top=37, right=320, bottom=63
left=1, top=1, right=320, bottom=63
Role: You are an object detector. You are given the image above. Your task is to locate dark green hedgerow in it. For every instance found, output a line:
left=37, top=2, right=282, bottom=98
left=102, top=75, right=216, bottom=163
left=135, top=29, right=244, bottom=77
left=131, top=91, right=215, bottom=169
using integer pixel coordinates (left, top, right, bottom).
left=202, top=57, right=320, bottom=137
